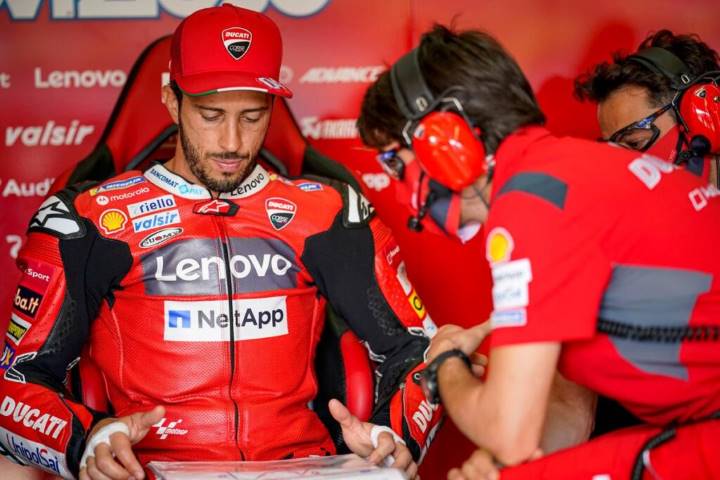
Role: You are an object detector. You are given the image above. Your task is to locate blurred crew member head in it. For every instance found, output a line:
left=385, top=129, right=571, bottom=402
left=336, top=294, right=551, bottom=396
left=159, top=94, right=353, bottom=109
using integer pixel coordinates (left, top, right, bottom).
left=357, top=25, right=544, bottom=237
left=575, top=30, right=720, bottom=180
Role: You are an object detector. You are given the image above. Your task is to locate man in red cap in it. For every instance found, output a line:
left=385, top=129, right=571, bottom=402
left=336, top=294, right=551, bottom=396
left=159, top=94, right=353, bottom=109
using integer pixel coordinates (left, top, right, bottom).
left=0, top=5, right=441, bottom=480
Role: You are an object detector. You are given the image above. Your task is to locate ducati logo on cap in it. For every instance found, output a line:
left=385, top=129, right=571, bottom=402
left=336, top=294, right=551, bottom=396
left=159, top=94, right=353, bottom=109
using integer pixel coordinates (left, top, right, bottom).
left=222, top=27, right=252, bottom=60
left=265, top=197, right=297, bottom=230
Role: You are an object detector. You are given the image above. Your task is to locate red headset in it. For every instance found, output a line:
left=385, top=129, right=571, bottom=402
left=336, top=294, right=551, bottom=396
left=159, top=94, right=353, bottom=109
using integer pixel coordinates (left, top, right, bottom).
left=628, top=47, right=720, bottom=155
left=390, top=49, right=489, bottom=192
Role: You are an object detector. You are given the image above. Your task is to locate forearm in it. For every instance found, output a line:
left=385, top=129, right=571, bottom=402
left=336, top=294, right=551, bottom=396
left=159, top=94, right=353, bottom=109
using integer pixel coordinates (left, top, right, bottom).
left=539, top=373, right=597, bottom=454
left=437, top=357, right=486, bottom=446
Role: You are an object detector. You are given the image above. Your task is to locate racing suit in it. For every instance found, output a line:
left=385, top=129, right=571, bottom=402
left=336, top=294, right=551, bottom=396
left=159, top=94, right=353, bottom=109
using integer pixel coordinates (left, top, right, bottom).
left=0, top=162, right=441, bottom=478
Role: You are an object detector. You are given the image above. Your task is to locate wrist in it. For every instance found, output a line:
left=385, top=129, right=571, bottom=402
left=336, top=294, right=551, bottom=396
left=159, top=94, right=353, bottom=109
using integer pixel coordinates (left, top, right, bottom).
left=421, top=349, right=471, bottom=405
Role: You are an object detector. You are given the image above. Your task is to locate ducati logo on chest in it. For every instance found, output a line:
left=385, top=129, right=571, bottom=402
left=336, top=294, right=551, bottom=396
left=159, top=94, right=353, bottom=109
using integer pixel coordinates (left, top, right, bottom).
left=265, top=197, right=296, bottom=230
left=193, top=199, right=238, bottom=216
left=222, top=27, right=252, bottom=60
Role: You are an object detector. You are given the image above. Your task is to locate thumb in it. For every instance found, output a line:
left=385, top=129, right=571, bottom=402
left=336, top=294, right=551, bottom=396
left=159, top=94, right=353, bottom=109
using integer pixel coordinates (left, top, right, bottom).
left=128, top=405, right=166, bottom=440
left=328, top=399, right=356, bottom=429
left=470, top=321, right=491, bottom=341
left=139, top=405, right=166, bottom=428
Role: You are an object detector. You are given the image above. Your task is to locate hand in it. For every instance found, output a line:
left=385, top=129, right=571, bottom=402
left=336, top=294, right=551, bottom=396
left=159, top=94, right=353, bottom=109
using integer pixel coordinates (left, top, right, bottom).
left=447, top=448, right=499, bottom=480
left=328, top=399, right=418, bottom=479
left=79, top=405, right=165, bottom=480
left=426, top=321, right=491, bottom=363
left=448, top=447, right=543, bottom=480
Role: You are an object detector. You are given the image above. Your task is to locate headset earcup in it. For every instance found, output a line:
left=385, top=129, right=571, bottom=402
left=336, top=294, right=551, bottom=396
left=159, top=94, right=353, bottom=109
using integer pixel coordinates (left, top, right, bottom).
left=411, top=111, right=487, bottom=191
left=679, top=82, right=720, bottom=154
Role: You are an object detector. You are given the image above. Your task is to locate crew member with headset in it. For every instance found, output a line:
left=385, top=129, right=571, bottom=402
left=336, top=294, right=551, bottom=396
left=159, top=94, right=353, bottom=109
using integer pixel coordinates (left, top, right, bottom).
left=357, top=24, right=720, bottom=479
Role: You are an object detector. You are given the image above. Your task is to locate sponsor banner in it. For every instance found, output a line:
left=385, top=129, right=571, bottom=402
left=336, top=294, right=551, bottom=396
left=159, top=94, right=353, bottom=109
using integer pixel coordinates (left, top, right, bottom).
left=13, top=286, right=42, bottom=319
left=132, top=209, right=180, bottom=233
left=491, top=258, right=533, bottom=311
left=152, top=418, right=188, bottom=440
left=17, top=258, right=54, bottom=292
left=0, top=178, right=54, bottom=198
left=145, top=166, right=209, bottom=199
left=0, top=396, right=68, bottom=440
left=299, top=65, right=385, bottom=84
left=0, top=427, right=70, bottom=477
left=1, top=0, right=330, bottom=20
left=486, top=227, right=514, bottom=264
left=5, top=121, right=95, bottom=147
left=490, top=309, right=528, bottom=329
left=265, top=197, right=297, bottom=230
left=127, top=194, right=176, bottom=218
left=91, top=176, right=145, bottom=195
left=164, top=296, right=289, bottom=342
left=362, top=173, right=390, bottom=192
left=0, top=343, right=15, bottom=371
left=408, top=290, right=426, bottom=319
left=34, top=67, right=126, bottom=89
left=223, top=166, right=269, bottom=199
left=6, top=314, right=31, bottom=345
left=297, top=182, right=323, bottom=192
left=99, top=209, right=128, bottom=235
left=142, top=238, right=298, bottom=296
left=300, top=116, right=358, bottom=140
left=139, top=227, right=183, bottom=249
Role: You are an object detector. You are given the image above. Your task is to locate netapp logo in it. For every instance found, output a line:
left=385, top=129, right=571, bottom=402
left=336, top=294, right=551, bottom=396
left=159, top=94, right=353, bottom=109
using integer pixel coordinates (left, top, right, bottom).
left=141, top=238, right=298, bottom=296
left=0, top=428, right=68, bottom=476
left=299, top=66, right=384, bottom=84
left=300, top=117, right=358, bottom=140
left=34, top=68, right=126, bottom=89
left=164, top=297, right=288, bottom=342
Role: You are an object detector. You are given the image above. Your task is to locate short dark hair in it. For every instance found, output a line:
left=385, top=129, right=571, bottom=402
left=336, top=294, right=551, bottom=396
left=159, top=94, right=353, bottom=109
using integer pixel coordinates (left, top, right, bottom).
left=357, top=25, right=544, bottom=154
left=574, top=30, right=720, bottom=107
left=170, top=80, right=183, bottom=108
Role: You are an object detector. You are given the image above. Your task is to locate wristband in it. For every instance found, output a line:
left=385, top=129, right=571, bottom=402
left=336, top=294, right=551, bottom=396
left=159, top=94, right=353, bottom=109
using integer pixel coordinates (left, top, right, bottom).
left=369, top=425, right=405, bottom=467
left=80, top=421, right=130, bottom=469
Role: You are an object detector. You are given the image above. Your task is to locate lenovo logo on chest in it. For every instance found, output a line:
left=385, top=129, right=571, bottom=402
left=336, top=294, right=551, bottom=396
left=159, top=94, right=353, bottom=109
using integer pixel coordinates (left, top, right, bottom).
left=141, top=238, right=298, bottom=296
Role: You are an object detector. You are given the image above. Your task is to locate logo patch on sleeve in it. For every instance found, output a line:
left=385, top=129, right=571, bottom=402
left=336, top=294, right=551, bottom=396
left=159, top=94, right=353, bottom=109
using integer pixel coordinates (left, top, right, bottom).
left=491, top=258, right=532, bottom=311
left=6, top=315, right=30, bottom=345
left=486, top=227, right=514, bottom=264
left=29, top=195, right=82, bottom=238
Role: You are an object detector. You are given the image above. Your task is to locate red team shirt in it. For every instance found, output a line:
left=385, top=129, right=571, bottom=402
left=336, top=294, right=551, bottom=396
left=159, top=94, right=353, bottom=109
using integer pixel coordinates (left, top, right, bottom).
left=486, top=127, right=720, bottom=426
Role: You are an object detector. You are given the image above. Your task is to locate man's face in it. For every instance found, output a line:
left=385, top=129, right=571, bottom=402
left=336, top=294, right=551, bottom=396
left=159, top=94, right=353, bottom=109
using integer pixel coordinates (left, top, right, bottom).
left=170, top=89, right=272, bottom=193
left=597, top=85, right=676, bottom=150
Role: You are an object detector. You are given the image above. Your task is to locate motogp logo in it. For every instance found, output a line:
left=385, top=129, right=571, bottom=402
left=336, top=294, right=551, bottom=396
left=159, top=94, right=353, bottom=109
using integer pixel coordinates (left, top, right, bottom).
left=222, top=27, right=252, bottom=60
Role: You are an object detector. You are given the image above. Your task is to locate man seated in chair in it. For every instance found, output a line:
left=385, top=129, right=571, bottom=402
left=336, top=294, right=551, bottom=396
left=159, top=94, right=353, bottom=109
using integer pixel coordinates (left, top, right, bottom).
left=0, top=5, right=441, bottom=480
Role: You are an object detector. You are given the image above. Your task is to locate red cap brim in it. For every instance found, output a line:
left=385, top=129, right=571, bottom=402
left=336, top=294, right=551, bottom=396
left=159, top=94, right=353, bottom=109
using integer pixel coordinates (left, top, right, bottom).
left=176, top=71, right=292, bottom=98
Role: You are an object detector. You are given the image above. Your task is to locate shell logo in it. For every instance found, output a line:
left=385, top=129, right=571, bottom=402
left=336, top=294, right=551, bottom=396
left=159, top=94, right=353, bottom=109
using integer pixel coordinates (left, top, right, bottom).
left=100, top=209, right=127, bottom=235
left=486, top=227, right=514, bottom=264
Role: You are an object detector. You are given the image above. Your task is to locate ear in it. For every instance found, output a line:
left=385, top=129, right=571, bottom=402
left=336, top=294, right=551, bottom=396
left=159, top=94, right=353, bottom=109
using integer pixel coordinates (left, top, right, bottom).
left=162, top=84, right=180, bottom=125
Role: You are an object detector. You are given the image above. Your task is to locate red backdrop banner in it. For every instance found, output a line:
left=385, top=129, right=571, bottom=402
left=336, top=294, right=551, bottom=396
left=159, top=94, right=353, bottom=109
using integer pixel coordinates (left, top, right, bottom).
left=1, top=0, right=719, bottom=476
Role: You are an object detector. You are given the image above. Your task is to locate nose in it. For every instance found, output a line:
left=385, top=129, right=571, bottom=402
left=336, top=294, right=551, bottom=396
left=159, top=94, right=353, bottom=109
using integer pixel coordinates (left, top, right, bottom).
left=218, top=118, right=242, bottom=153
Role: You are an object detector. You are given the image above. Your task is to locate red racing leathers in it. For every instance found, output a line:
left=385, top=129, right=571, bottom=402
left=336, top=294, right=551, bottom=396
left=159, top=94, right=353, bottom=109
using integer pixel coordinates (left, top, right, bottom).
left=0, top=163, right=441, bottom=478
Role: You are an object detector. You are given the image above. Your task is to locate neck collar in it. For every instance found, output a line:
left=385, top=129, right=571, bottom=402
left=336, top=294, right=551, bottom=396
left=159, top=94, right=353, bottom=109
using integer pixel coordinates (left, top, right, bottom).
left=145, top=163, right=270, bottom=199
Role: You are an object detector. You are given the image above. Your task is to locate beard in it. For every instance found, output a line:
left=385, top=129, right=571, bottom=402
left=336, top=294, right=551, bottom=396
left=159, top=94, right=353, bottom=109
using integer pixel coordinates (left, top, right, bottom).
left=179, top=123, right=256, bottom=193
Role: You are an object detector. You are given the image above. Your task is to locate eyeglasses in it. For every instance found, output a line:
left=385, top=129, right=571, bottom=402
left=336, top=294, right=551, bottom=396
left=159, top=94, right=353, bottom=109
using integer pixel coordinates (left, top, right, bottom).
left=376, top=148, right=406, bottom=180
left=608, top=103, right=673, bottom=152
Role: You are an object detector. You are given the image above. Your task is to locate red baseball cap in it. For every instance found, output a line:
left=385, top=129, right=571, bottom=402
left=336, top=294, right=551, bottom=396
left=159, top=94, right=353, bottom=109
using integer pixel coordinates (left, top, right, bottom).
left=170, top=4, right=292, bottom=98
